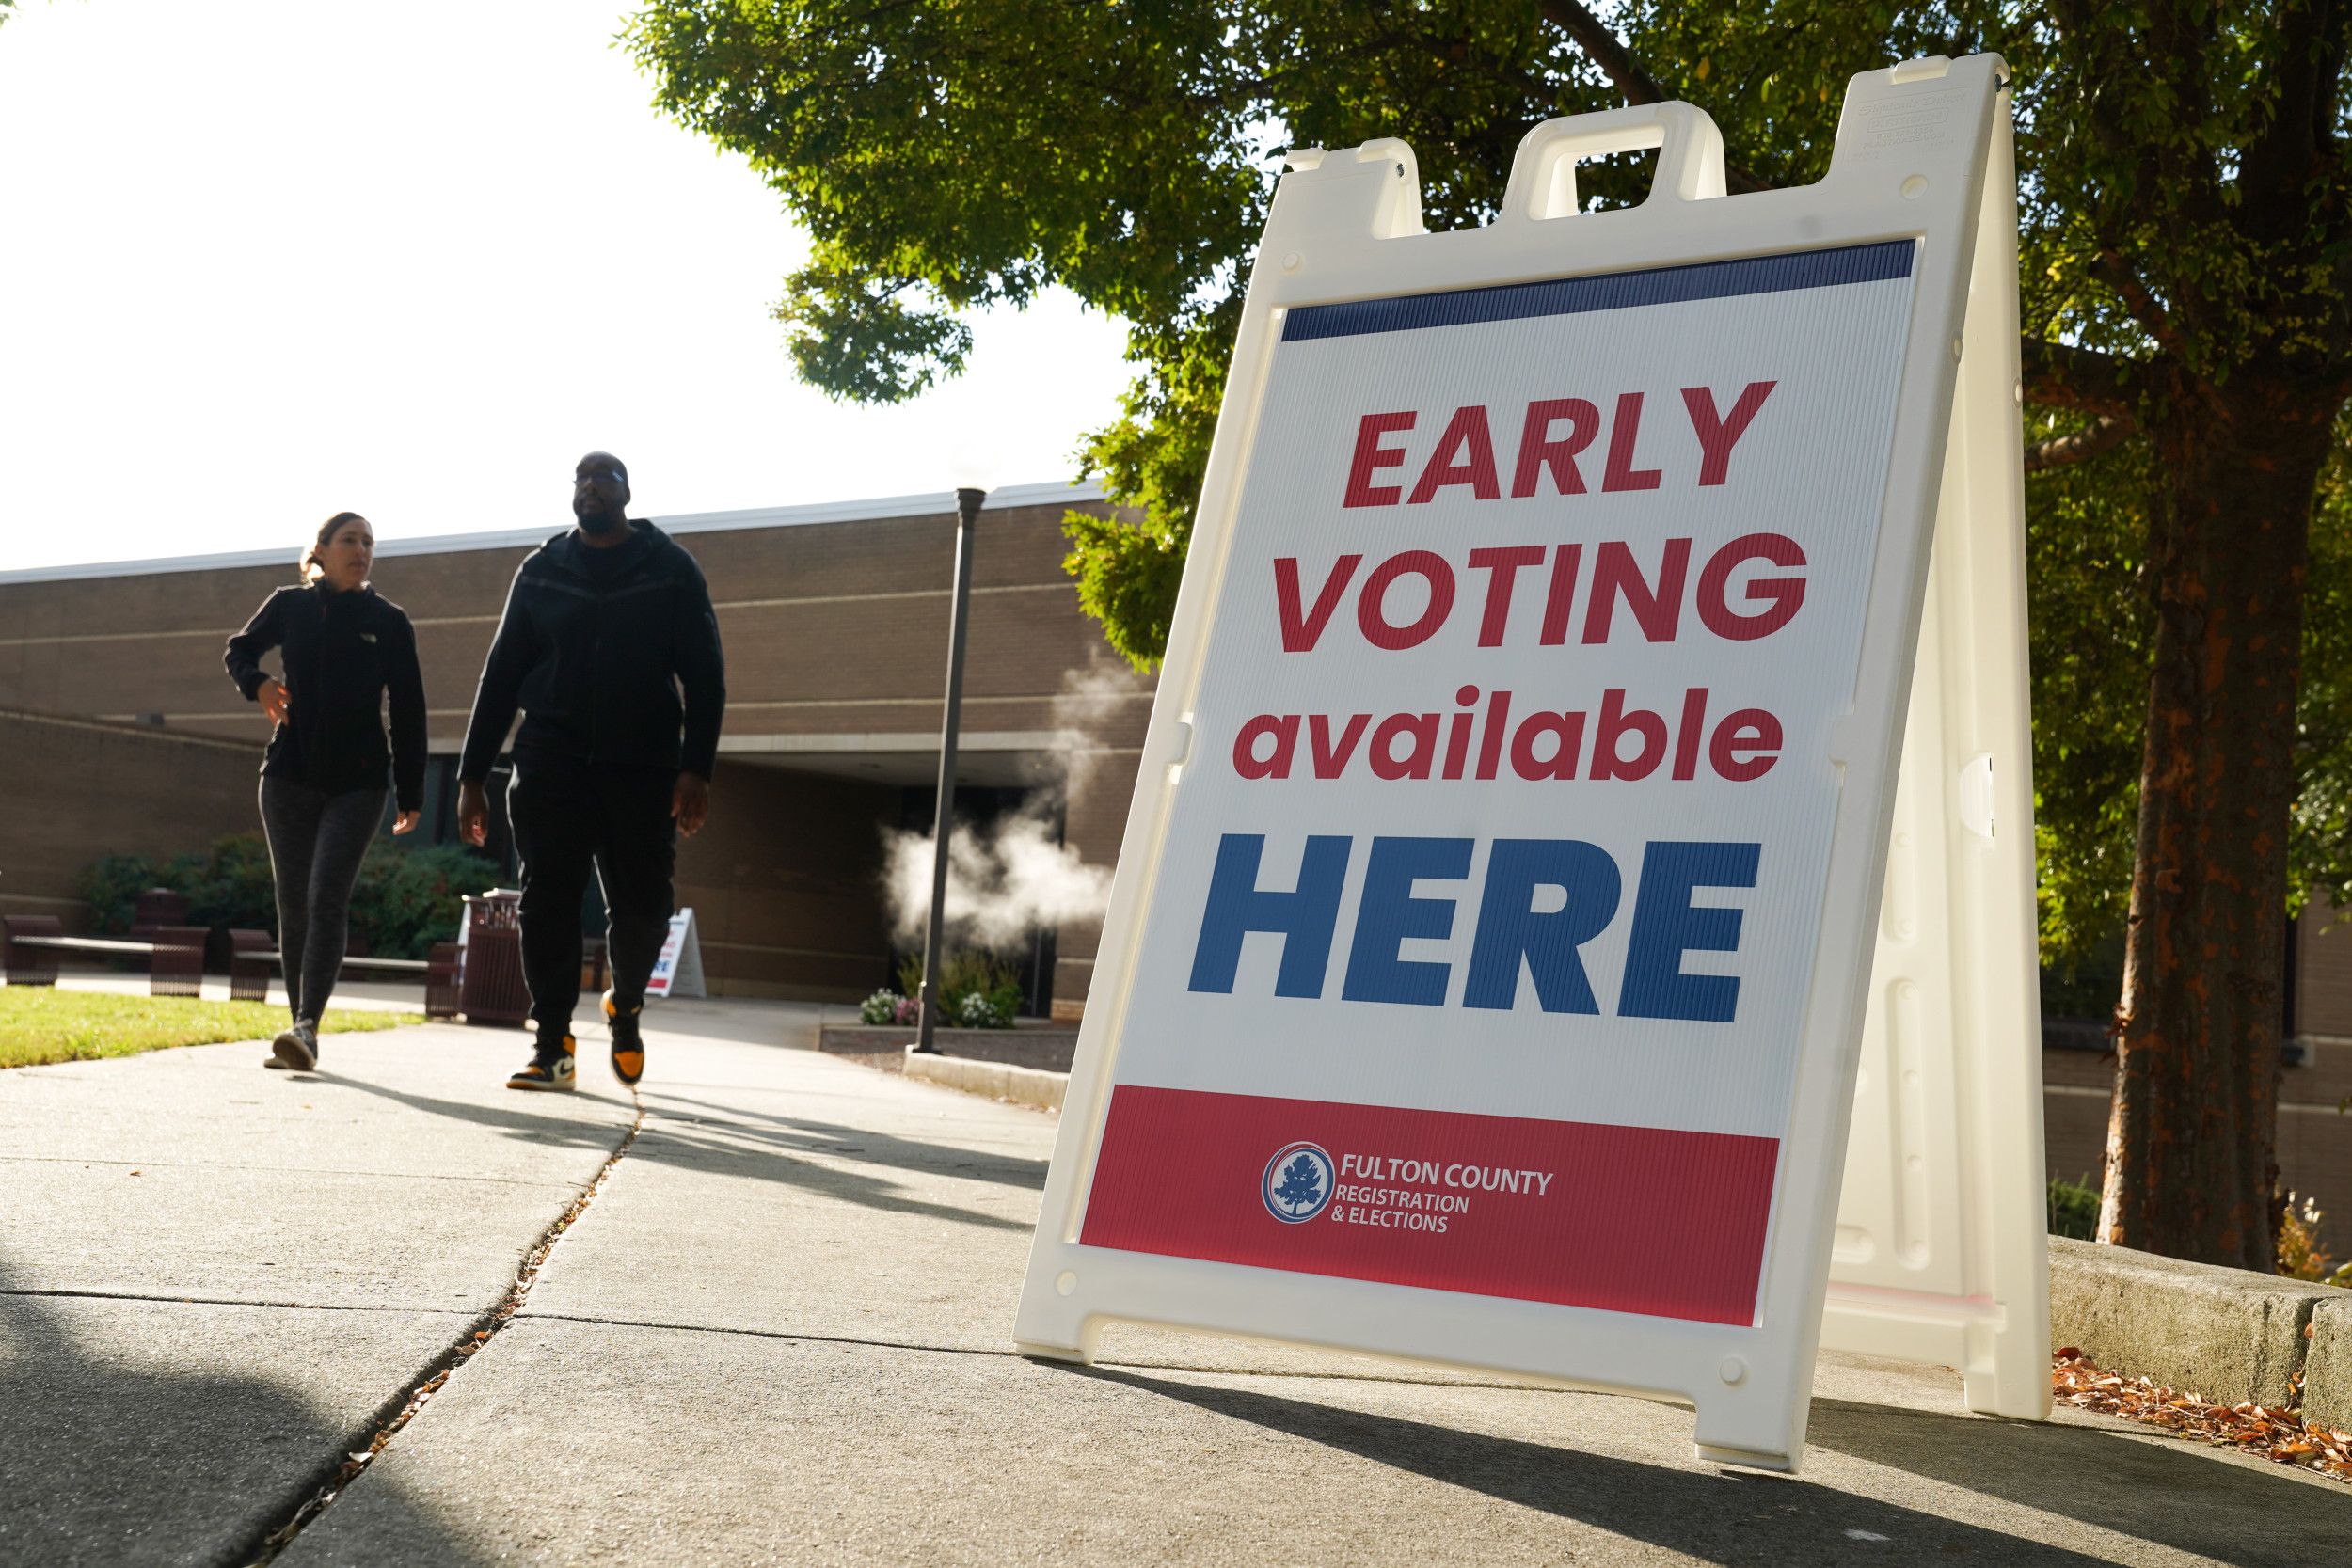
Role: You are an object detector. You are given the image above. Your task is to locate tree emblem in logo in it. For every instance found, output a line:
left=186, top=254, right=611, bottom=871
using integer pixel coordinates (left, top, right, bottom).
left=1261, top=1141, right=1336, bottom=1223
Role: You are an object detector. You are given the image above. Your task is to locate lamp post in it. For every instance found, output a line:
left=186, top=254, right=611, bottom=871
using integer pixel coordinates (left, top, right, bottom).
left=915, top=451, right=997, bottom=1053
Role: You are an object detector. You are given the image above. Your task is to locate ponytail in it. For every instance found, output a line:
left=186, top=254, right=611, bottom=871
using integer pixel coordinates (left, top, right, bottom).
left=302, top=512, right=371, bottom=583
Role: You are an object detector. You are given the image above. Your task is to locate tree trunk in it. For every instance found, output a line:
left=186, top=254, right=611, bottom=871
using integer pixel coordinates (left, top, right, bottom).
left=2103, top=371, right=2339, bottom=1270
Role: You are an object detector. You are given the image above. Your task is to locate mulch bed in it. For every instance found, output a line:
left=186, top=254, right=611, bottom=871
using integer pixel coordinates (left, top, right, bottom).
left=2054, top=1350, right=2352, bottom=1482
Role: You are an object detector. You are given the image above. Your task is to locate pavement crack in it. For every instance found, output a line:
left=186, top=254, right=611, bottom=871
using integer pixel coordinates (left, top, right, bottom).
left=241, top=1088, right=646, bottom=1566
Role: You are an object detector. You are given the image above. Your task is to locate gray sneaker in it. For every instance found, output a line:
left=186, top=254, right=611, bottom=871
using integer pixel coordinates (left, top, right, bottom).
left=271, top=1022, right=318, bottom=1072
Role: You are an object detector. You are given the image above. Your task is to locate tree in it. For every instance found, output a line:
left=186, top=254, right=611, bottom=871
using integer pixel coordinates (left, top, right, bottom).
left=628, top=1, right=2352, bottom=1268
left=2006, top=4, right=2352, bottom=1273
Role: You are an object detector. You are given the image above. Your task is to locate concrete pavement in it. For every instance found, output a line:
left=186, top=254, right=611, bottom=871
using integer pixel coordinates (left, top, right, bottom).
left=4, top=1004, right=2347, bottom=1565
left=0, top=1019, right=636, bottom=1565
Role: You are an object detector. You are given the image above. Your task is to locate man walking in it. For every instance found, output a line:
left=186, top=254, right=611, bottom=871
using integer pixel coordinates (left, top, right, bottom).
left=457, top=452, right=725, bottom=1091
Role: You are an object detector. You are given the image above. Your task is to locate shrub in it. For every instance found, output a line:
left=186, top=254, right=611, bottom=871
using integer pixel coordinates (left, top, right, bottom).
left=347, top=842, right=503, bottom=958
left=76, top=852, right=167, bottom=936
left=955, top=990, right=1013, bottom=1028
left=175, top=833, right=279, bottom=934
left=889, top=949, right=1024, bottom=1029
left=75, top=832, right=500, bottom=959
left=2048, top=1175, right=2100, bottom=1240
left=76, top=834, right=278, bottom=937
left=2277, top=1192, right=2341, bottom=1282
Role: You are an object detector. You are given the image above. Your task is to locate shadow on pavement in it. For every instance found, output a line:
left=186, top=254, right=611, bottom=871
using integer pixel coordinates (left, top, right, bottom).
left=1076, top=1366, right=2124, bottom=1565
left=306, top=1071, right=636, bottom=1154
left=0, top=1263, right=485, bottom=1568
left=644, top=1085, right=1047, bottom=1184
left=303, top=1073, right=1039, bottom=1232
left=629, top=1117, right=1037, bottom=1233
left=632, top=998, right=839, bottom=1046
left=1806, top=1396, right=2352, bottom=1566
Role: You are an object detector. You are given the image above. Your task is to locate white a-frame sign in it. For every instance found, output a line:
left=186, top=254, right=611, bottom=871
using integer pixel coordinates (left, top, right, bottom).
left=1015, top=53, right=2047, bottom=1470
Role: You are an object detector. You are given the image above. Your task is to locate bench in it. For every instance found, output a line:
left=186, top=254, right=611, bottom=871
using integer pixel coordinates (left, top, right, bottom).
left=8, top=914, right=596, bottom=1025
left=226, top=935, right=493, bottom=1023
left=227, top=931, right=437, bottom=1005
left=4, top=917, right=208, bottom=996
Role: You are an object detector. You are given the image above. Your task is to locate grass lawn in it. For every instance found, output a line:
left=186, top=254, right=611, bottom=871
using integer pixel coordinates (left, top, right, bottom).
left=0, top=989, right=421, bottom=1069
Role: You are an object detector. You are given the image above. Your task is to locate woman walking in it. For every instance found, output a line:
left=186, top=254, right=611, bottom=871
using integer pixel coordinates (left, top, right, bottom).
left=225, top=512, right=426, bottom=1070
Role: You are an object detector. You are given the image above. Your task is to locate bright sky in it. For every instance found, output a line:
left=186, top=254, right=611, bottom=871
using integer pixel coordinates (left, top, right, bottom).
left=0, top=1, right=1136, bottom=573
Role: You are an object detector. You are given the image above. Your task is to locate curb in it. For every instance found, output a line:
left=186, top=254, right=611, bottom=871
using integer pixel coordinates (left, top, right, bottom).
left=2049, top=1235, right=2352, bottom=1409
left=901, top=1048, right=1067, bottom=1112
left=2309, top=1298, right=2352, bottom=1432
left=818, top=1023, right=1077, bottom=1074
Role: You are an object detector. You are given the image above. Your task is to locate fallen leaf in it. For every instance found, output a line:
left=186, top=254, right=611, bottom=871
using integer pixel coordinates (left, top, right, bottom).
left=2054, top=1354, right=2349, bottom=1484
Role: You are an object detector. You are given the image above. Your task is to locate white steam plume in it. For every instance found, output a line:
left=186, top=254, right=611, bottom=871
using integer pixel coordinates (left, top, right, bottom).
left=1051, top=657, right=1153, bottom=804
left=882, top=808, right=1114, bottom=948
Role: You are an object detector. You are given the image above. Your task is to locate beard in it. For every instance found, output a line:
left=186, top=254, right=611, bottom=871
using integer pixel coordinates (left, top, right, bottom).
left=577, top=507, right=626, bottom=536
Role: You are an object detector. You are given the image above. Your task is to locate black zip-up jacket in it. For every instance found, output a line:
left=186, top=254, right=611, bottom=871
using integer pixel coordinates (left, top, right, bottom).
left=457, top=521, right=725, bottom=782
left=224, top=583, right=428, bottom=810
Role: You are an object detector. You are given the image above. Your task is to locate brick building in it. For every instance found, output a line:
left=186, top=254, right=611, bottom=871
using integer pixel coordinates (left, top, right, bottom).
left=2042, top=915, right=2352, bottom=1258
left=0, top=482, right=1152, bottom=1015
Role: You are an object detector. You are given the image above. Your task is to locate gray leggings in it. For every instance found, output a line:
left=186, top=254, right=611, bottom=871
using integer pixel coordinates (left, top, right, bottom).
left=259, top=777, right=385, bottom=1023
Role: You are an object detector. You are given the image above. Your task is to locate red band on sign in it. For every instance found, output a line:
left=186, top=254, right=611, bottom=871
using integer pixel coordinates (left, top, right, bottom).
left=1079, top=1086, right=1778, bottom=1325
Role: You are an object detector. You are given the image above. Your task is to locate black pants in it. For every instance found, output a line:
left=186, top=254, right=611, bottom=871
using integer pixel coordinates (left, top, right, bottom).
left=507, top=759, right=676, bottom=1037
left=259, top=777, right=387, bottom=1024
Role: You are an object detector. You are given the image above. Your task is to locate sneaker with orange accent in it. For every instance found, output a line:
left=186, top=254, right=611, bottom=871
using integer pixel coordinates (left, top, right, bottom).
left=605, top=990, right=644, bottom=1087
left=506, top=1035, right=577, bottom=1092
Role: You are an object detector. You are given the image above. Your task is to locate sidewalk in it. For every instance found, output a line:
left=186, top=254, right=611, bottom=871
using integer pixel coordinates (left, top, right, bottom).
left=4, top=1004, right=2346, bottom=1566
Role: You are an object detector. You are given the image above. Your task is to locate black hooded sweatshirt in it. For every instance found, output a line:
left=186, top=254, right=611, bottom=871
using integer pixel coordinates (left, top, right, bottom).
left=457, top=520, right=726, bottom=783
left=224, top=583, right=428, bottom=810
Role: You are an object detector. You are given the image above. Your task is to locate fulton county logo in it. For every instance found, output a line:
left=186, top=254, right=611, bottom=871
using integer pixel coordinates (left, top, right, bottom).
left=1262, top=1141, right=1336, bottom=1223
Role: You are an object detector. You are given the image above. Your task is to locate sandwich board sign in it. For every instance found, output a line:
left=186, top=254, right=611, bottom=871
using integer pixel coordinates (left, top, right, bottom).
left=645, top=909, right=705, bottom=1000
left=1015, top=53, right=2047, bottom=1470
left=1813, top=85, right=2049, bottom=1424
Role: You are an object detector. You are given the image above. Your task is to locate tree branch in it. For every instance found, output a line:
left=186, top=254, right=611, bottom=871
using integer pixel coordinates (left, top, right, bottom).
left=2024, top=411, right=2140, bottom=472
left=1534, top=0, right=1769, bottom=194
left=2022, top=337, right=2143, bottom=417
left=1536, top=0, right=1664, bottom=105
left=2093, top=248, right=2172, bottom=347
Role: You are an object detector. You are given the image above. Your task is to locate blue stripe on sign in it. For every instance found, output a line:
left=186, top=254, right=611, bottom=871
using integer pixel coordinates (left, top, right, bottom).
left=1280, top=239, right=1915, bottom=343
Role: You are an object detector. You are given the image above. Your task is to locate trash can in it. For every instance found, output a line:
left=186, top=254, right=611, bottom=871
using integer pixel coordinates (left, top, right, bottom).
left=458, top=892, right=529, bottom=1027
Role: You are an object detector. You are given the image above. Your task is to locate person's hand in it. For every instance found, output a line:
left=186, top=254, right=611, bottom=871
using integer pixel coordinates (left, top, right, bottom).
left=256, top=677, right=290, bottom=724
left=456, top=780, right=488, bottom=847
left=392, top=810, right=421, bottom=835
left=673, top=770, right=710, bottom=835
